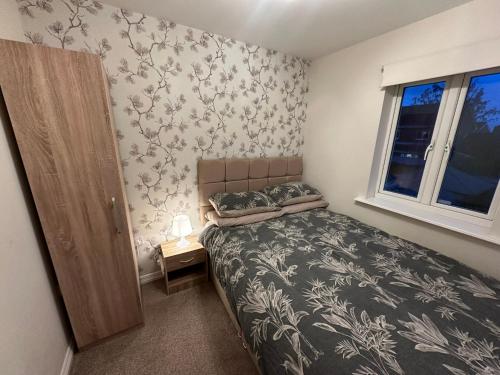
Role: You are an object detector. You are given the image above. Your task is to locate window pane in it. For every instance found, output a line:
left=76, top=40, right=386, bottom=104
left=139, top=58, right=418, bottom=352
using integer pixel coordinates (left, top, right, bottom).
left=437, top=73, right=500, bottom=214
left=384, top=82, right=445, bottom=197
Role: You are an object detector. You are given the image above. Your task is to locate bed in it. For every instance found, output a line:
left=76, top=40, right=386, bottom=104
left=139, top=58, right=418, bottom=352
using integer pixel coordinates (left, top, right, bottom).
left=197, top=157, right=500, bottom=375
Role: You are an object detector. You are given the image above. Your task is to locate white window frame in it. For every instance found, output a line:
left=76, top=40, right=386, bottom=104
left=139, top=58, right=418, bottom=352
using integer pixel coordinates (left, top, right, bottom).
left=377, top=77, right=453, bottom=204
left=430, top=67, right=500, bottom=220
left=367, top=68, right=500, bottom=235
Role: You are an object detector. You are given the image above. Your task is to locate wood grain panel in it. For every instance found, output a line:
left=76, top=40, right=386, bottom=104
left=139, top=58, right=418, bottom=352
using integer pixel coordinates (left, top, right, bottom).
left=165, top=250, right=206, bottom=272
left=0, top=39, right=143, bottom=348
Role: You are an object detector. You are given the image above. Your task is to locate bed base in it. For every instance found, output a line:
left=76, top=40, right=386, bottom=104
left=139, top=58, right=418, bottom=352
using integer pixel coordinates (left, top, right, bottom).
left=210, top=264, right=262, bottom=374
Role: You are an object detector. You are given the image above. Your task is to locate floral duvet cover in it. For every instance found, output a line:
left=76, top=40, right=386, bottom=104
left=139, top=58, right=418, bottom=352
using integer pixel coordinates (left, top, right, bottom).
left=200, top=208, right=500, bottom=375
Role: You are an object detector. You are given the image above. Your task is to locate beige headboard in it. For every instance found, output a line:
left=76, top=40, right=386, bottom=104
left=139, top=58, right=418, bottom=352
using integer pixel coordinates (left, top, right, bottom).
left=197, top=156, right=303, bottom=224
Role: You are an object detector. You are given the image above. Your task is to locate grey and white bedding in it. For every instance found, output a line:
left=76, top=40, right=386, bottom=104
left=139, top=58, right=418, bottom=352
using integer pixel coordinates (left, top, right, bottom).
left=200, top=208, right=500, bottom=375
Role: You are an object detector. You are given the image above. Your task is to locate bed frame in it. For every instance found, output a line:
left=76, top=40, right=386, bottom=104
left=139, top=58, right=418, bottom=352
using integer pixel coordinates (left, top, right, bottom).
left=197, top=156, right=303, bottom=374
left=210, top=267, right=261, bottom=373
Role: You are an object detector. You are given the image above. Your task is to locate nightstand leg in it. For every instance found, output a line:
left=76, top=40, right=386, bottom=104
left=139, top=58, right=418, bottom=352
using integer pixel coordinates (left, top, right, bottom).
left=163, top=260, right=169, bottom=295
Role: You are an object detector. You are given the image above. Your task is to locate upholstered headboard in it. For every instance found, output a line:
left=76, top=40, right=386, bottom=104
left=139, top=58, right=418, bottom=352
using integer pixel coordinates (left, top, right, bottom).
left=197, top=156, right=303, bottom=224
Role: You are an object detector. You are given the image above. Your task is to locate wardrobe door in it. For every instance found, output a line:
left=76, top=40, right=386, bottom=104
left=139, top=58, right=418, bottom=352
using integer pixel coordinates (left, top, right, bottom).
left=0, top=40, right=143, bottom=348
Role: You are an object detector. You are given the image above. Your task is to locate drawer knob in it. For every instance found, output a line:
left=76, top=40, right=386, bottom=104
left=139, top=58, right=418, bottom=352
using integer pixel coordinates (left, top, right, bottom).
left=179, top=257, right=194, bottom=263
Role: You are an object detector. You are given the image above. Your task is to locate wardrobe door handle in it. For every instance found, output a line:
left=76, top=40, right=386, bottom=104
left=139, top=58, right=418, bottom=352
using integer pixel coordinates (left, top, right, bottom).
left=111, top=197, right=122, bottom=234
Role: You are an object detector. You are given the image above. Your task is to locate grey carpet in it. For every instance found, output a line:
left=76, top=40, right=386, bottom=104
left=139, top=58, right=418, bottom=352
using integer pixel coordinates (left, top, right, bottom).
left=70, top=281, right=258, bottom=375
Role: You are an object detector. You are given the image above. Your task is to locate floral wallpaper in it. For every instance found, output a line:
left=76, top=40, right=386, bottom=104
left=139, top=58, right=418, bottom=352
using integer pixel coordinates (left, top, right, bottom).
left=16, top=0, right=310, bottom=276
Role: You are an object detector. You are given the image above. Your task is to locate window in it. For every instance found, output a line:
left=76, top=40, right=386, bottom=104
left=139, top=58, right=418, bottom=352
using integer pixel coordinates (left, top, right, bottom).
left=376, top=68, right=500, bottom=223
left=382, top=81, right=446, bottom=198
left=434, top=73, right=500, bottom=216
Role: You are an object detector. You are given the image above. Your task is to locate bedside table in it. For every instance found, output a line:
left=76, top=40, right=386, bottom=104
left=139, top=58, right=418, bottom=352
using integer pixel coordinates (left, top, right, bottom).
left=159, top=234, right=208, bottom=295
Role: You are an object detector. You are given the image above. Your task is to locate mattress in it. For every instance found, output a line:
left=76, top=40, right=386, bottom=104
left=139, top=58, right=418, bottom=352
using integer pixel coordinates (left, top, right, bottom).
left=200, top=208, right=500, bottom=375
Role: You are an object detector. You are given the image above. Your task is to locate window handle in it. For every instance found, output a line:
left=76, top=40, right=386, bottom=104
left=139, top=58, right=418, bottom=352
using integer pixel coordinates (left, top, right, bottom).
left=444, top=141, right=450, bottom=153
left=444, top=141, right=455, bottom=159
left=424, top=142, right=434, bottom=161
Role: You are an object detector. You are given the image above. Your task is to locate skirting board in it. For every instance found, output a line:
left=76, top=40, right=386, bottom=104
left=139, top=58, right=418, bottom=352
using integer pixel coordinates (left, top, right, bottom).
left=59, top=343, right=74, bottom=375
left=139, top=270, right=163, bottom=285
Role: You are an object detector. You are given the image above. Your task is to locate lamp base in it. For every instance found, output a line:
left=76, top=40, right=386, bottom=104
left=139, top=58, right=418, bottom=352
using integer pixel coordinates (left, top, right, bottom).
left=176, top=236, right=190, bottom=248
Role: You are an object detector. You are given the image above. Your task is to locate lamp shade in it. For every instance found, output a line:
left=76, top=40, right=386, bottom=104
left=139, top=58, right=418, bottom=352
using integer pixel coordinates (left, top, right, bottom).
left=171, top=214, right=192, bottom=238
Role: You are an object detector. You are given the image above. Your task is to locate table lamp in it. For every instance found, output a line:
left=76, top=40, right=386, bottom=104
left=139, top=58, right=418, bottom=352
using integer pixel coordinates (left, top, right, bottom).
left=171, top=214, right=192, bottom=248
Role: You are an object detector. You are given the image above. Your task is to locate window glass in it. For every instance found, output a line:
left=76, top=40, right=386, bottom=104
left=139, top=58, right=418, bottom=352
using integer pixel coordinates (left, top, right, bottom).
left=383, top=82, right=445, bottom=197
left=437, top=73, right=500, bottom=214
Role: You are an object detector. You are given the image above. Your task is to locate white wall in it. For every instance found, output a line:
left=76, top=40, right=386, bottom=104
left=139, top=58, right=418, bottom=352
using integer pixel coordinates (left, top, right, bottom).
left=0, top=1, right=70, bottom=374
left=305, top=0, right=500, bottom=279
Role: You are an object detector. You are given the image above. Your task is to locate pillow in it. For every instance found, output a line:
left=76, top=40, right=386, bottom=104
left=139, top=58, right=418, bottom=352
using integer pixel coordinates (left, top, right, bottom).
left=281, top=199, right=329, bottom=214
left=206, top=210, right=283, bottom=227
left=209, top=191, right=280, bottom=218
left=263, top=182, right=322, bottom=206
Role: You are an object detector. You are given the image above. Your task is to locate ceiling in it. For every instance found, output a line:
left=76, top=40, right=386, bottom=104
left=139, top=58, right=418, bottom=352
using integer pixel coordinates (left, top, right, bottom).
left=102, top=0, right=471, bottom=59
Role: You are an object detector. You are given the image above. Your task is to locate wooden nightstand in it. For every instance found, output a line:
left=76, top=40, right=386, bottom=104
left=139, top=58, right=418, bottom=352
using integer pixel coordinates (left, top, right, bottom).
left=159, top=234, right=208, bottom=295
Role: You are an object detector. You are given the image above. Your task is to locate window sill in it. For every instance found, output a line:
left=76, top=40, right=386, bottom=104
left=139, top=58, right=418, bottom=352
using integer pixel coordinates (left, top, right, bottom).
left=354, top=195, right=500, bottom=246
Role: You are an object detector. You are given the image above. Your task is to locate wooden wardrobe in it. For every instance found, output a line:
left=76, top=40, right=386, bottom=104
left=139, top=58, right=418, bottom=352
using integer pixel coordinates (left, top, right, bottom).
left=0, top=39, right=143, bottom=349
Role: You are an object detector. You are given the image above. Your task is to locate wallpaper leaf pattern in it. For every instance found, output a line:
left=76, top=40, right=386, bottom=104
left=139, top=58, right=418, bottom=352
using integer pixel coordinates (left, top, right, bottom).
left=16, top=0, right=310, bottom=275
left=201, top=208, right=500, bottom=375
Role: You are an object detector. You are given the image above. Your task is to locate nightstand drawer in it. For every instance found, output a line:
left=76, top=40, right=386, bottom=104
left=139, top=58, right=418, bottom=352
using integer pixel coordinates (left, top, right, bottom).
left=165, top=249, right=205, bottom=272
left=161, top=236, right=207, bottom=295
